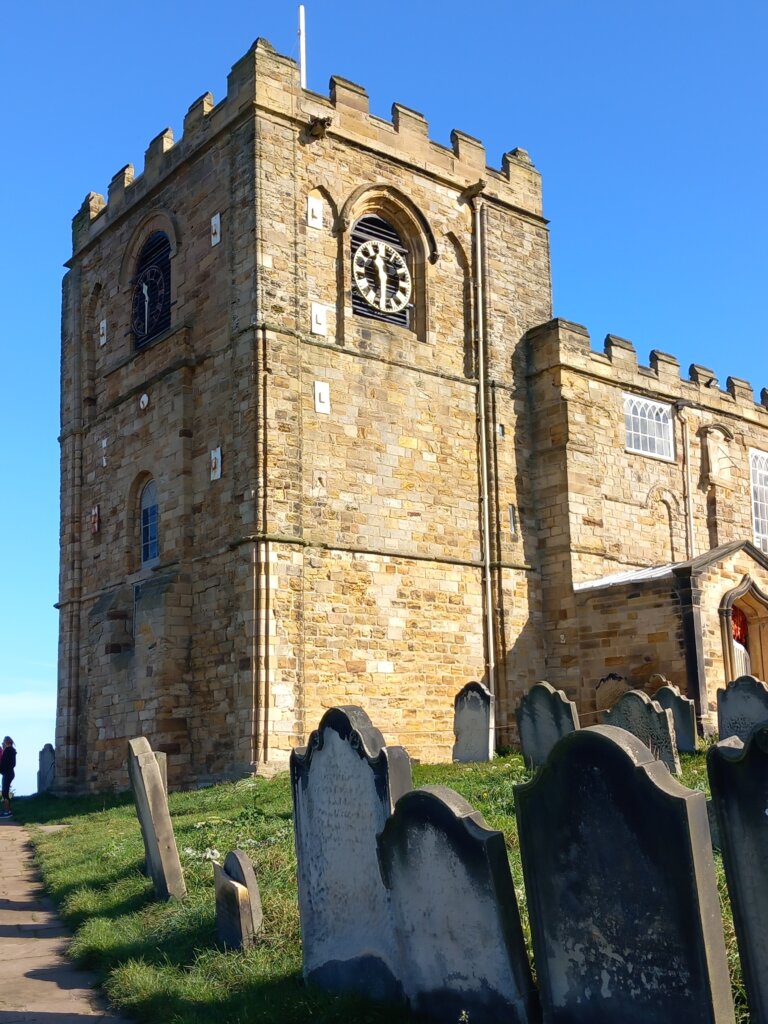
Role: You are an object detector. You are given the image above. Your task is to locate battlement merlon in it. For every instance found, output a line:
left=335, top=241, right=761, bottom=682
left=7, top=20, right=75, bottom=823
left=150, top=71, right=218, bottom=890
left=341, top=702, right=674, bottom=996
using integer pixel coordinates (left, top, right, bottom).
left=70, top=36, right=543, bottom=256
left=525, top=318, right=768, bottom=421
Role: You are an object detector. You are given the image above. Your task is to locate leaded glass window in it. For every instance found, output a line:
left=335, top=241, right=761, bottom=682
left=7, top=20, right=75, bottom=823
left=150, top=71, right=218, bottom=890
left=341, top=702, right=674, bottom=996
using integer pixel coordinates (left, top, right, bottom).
left=140, top=480, right=159, bottom=565
left=623, top=394, right=674, bottom=460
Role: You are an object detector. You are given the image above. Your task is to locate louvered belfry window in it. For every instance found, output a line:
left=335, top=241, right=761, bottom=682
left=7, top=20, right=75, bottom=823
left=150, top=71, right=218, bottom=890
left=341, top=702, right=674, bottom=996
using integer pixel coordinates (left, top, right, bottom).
left=351, top=215, right=411, bottom=328
left=132, top=232, right=172, bottom=348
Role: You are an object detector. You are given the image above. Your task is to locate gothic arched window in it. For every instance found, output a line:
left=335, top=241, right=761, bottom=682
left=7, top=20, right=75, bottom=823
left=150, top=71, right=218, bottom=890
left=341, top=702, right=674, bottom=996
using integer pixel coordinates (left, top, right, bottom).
left=140, top=479, right=160, bottom=566
left=131, top=232, right=171, bottom=348
left=350, top=215, right=412, bottom=328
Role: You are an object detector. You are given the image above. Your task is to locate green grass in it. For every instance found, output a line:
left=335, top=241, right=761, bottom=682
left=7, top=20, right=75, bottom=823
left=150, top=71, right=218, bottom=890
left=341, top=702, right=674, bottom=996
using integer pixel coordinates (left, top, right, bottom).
left=12, top=752, right=748, bottom=1023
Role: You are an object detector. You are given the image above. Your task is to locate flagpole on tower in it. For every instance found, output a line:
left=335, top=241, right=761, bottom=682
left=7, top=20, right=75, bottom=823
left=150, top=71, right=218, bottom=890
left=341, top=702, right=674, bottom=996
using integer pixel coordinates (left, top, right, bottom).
left=298, top=5, right=307, bottom=89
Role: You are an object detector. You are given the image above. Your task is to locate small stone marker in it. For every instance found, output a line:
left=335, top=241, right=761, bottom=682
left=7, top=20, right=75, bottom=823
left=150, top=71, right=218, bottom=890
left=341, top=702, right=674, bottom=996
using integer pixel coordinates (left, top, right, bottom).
left=653, top=681, right=697, bottom=752
left=717, top=674, right=768, bottom=742
left=603, top=689, right=681, bottom=774
left=37, top=744, right=55, bottom=794
left=378, top=785, right=538, bottom=1024
left=452, top=681, right=493, bottom=762
left=708, top=727, right=768, bottom=1022
left=290, top=706, right=411, bottom=1002
left=515, top=725, right=735, bottom=1024
left=213, top=850, right=263, bottom=949
left=127, top=737, right=186, bottom=900
left=516, top=681, right=579, bottom=768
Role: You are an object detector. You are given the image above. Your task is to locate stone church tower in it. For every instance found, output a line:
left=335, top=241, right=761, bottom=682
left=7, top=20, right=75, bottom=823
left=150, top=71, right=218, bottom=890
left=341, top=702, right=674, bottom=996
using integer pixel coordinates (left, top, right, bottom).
left=60, top=36, right=768, bottom=793
left=57, top=38, right=551, bottom=791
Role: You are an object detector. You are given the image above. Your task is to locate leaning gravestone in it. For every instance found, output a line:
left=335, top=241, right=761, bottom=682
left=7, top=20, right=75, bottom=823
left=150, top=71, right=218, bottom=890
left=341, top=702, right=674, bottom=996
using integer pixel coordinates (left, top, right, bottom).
left=717, top=675, right=768, bottom=742
left=127, top=737, right=186, bottom=900
left=213, top=850, right=263, bottom=950
left=516, top=681, right=579, bottom=768
left=452, top=681, right=493, bottom=762
left=37, top=744, right=55, bottom=793
left=290, top=706, right=412, bottom=1001
left=653, top=681, right=697, bottom=753
left=378, top=785, right=538, bottom=1024
left=708, top=727, right=768, bottom=1023
left=603, top=689, right=681, bottom=774
left=515, top=726, right=735, bottom=1024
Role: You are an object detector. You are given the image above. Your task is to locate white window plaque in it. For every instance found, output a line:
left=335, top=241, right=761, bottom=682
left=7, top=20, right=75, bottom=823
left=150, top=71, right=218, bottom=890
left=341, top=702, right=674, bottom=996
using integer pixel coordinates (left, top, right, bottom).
left=311, top=302, right=328, bottom=336
left=314, top=381, right=330, bottom=415
left=307, top=196, right=323, bottom=229
left=210, top=447, right=222, bottom=481
left=211, top=212, right=221, bottom=246
left=98, top=319, right=107, bottom=347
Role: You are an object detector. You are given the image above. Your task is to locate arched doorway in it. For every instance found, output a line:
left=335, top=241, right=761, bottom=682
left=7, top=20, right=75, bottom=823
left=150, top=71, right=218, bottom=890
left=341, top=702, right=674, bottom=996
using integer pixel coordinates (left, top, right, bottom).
left=720, top=576, right=768, bottom=682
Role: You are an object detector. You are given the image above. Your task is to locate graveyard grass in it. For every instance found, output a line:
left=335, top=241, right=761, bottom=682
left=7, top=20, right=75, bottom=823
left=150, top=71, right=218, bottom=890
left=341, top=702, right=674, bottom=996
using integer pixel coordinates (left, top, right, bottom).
left=13, top=752, right=747, bottom=1024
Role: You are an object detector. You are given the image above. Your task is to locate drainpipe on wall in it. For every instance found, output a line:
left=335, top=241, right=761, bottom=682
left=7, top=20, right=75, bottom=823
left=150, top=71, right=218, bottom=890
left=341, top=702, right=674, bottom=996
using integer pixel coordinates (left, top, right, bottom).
left=468, top=180, right=496, bottom=754
left=675, top=400, right=695, bottom=559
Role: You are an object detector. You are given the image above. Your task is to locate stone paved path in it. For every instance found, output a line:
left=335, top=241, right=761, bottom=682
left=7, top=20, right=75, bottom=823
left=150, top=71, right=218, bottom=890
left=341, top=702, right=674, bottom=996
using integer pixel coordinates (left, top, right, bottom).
left=0, top=816, right=129, bottom=1023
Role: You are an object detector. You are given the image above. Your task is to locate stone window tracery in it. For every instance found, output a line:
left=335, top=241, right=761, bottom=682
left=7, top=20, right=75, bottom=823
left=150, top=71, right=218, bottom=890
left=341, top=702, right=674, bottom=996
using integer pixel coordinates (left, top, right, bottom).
left=750, top=449, right=768, bottom=553
left=623, top=394, right=674, bottom=460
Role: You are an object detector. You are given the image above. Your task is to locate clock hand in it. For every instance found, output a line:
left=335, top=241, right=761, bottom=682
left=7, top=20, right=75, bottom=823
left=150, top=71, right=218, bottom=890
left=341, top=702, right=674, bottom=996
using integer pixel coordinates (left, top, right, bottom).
left=373, top=251, right=387, bottom=307
left=142, top=281, right=150, bottom=334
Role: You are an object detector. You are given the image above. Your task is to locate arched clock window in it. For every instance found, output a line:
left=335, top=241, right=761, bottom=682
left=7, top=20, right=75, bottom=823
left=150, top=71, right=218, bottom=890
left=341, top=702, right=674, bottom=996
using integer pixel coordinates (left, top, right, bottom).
left=132, top=232, right=171, bottom=348
left=351, top=215, right=412, bottom=328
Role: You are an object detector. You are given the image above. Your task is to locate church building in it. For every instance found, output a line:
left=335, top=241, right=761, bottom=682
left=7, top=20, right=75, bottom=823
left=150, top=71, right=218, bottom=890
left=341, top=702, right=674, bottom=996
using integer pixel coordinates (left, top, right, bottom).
left=57, top=37, right=768, bottom=791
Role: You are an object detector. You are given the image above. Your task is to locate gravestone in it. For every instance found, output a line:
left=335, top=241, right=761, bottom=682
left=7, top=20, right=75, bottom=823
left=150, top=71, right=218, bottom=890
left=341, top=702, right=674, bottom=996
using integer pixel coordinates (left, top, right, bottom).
left=708, top=727, right=768, bottom=1022
left=515, top=725, right=734, bottom=1024
left=717, top=675, right=768, bottom=742
left=290, top=705, right=412, bottom=1001
left=378, top=785, right=538, bottom=1024
left=213, top=850, right=263, bottom=950
left=37, top=744, right=55, bottom=793
left=595, top=672, right=629, bottom=712
left=154, top=750, right=168, bottom=795
left=127, top=737, right=186, bottom=900
left=603, top=689, right=681, bottom=774
left=653, top=682, right=697, bottom=753
left=516, top=681, right=579, bottom=768
left=452, top=681, right=493, bottom=762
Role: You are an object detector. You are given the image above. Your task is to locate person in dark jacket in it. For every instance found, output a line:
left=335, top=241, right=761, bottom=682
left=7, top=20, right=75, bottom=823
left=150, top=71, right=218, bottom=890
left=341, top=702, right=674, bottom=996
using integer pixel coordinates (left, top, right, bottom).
left=0, top=738, right=16, bottom=817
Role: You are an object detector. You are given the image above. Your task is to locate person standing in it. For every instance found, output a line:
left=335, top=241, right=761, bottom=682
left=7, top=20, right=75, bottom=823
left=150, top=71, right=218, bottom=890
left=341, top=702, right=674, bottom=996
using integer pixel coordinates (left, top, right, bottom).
left=0, top=738, right=16, bottom=817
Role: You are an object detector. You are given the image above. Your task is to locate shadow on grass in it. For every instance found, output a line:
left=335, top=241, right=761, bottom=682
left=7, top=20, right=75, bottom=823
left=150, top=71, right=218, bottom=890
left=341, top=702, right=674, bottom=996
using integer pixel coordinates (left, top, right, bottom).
left=116, top=971, right=420, bottom=1024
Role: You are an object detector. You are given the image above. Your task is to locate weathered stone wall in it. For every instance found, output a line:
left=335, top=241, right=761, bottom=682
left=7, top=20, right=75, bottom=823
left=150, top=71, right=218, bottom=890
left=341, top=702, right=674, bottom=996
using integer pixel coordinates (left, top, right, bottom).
left=526, top=319, right=768, bottom=718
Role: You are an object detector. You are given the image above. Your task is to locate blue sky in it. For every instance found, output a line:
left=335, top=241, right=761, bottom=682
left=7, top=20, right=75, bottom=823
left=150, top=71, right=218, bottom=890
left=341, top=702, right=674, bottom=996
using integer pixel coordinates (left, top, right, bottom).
left=1, top=1, right=766, bottom=794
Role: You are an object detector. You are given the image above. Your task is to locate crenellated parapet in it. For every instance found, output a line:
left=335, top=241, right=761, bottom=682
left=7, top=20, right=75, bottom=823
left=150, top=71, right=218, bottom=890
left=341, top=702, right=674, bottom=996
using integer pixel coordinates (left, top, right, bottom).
left=71, top=37, right=543, bottom=256
left=526, top=317, right=768, bottom=423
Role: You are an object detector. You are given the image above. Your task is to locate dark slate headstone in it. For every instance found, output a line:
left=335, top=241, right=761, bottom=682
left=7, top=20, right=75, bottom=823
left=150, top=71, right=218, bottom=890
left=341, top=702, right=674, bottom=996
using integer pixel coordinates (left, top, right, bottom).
left=127, top=737, right=186, bottom=900
left=603, top=689, right=681, bottom=774
left=37, top=744, right=55, bottom=794
left=652, top=682, right=697, bottom=753
left=452, top=681, right=493, bottom=762
left=378, top=785, right=538, bottom=1024
left=717, top=675, right=768, bottom=742
left=290, top=706, right=412, bottom=1002
left=516, top=681, right=579, bottom=768
left=708, top=727, right=768, bottom=1023
left=213, top=850, right=263, bottom=950
left=515, top=726, right=734, bottom=1024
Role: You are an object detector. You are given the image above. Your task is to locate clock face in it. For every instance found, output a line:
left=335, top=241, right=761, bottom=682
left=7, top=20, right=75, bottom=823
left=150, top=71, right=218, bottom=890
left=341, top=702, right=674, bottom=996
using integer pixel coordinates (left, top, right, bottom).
left=131, top=265, right=167, bottom=340
left=352, top=239, right=412, bottom=314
